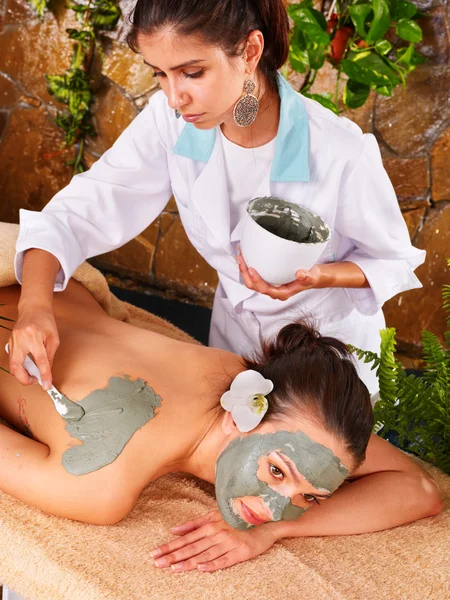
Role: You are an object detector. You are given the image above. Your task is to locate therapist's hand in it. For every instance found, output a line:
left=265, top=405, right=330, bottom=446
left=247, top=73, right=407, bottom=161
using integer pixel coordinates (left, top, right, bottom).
left=237, top=250, right=322, bottom=301
left=8, top=305, right=59, bottom=389
left=151, top=510, right=277, bottom=573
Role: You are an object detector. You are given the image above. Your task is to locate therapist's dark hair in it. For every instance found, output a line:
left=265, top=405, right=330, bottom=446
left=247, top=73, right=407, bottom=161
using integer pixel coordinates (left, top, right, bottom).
left=244, top=321, right=374, bottom=469
left=127, top=0, right=290, bottom=91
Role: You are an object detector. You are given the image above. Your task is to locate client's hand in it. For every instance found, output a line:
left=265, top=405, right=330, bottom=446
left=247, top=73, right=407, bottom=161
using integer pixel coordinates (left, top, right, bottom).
left=151, top=510, right=278, bottom=573
left=237, top=250, right=322, bottom=301
left=8, top=306, right=59, bottom=389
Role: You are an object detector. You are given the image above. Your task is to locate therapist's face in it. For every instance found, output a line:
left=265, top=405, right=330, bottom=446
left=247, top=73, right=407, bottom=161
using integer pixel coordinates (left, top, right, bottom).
left=215, top=418, right=352, bottom=530
left=137, top=30, right=256, bottom=130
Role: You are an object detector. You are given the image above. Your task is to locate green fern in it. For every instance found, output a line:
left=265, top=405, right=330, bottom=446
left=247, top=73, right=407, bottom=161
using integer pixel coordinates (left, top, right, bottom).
left=347, top=345, right=381, bottom=371
left=351, top=260, right=450, bottom=475
left=443, top=258, right=450, bottom=348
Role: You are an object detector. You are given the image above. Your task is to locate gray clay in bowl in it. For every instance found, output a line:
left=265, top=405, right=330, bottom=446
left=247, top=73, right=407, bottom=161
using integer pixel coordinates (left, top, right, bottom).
left=248, top=197, right=329, bottom=244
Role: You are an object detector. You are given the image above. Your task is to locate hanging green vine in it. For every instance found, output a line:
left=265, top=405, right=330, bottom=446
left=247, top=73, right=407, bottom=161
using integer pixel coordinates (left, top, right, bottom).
left=27, top=0, right=121, bottom=173
left=30, top=0, right=429, bottom=168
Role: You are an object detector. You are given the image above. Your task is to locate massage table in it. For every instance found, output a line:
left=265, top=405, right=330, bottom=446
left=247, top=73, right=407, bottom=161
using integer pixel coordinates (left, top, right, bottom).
left=1, top=222, right=449, bottom=600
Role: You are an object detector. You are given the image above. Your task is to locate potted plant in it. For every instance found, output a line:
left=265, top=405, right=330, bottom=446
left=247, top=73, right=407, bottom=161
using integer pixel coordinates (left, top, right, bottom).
left=288, top=0, right=427, bottom=113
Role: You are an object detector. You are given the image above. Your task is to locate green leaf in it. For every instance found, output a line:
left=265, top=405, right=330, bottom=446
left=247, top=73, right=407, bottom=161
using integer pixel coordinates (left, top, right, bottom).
left=79, top=120, right=96, bottom=136
left=375, top=39, right=393, bottom=55
left=287, top=1, right=313, bottom=18
left=307, top=40, right=327, bottom=70
left=66, top=28, right=95, bottom=50
left=68, top=91, right=91, bottom=114
left=367, top=0, right=391, bottom=44
left=342, top=51, right=401, bottom=87
left=396, top=18, right=423, bottom=43
left=288, top=6, right=330, bottom=46
left=66, top=2, right=90, bottom=13
left=396, top=43, right=426, bottom=74
left=343, top=79, right=371, bottom=108
left=388, top=0, right=417, bottom=20
left=349, top=4, right=373, bottom=39
left=309, top=7, right=328, bottom=32
left=28, top=0, right=48, bottom=18
left=374, top=84, right=393, bottom=96
left=55, top=113, right=73, bottom=132
left=91, top=0, right=121, bottom=31
left=45, top=75, right=70, bottom=104
left=289, top=29, right=309, bottom=73
left=55, top=111, right=82, bottom=146
left=302, top=92, right=339, bottom=114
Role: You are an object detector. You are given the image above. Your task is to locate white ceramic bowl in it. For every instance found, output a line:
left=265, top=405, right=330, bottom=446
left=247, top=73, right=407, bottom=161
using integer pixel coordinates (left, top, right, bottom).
left=240, top=197, right=330, bottom=286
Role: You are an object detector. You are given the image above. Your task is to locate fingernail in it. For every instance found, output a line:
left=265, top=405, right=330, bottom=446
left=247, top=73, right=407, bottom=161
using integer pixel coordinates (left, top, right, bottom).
left=249, top=269, right=255, bottom=277
left=197, top=564, right=207, bottom=571
left=171, top=563, right=183, bottom=572
left=151, top=548, right=162, bottom=558
left=154, top=558, right=167, bottom=567
left=43, top=380, right=51, bottom=390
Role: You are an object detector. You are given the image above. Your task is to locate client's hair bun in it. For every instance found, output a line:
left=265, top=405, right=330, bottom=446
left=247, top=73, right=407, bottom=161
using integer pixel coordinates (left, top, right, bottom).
left=267, top=321, right=320, bottom=357
left=243, top=319, right=372, bottom=468
left=262, top=320, right=350, bottom=363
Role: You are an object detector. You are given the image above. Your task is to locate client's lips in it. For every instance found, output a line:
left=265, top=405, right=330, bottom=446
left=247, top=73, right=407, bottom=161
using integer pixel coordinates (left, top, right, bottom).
left=239, top=501, right=271, bottom=526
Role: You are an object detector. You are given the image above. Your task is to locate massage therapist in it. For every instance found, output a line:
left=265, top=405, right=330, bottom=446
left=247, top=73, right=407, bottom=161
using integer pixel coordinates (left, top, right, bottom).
left=9, top=0, right=425, bottom=394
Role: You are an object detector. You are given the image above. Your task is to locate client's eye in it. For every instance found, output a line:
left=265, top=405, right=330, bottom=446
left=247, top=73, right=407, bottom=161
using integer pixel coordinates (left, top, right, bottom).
left=303, top=494, right=320, bottom=505
left=269, top=464, right=284, bottom=479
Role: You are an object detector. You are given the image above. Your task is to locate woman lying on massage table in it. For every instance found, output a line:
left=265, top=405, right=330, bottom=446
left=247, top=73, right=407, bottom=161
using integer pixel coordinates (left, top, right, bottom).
left=1, top=282, right=442, bottom=573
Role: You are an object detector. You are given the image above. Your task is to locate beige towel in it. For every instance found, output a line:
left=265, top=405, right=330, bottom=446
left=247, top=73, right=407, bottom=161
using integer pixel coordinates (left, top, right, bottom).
left=0, top=222, right=449, bottom=600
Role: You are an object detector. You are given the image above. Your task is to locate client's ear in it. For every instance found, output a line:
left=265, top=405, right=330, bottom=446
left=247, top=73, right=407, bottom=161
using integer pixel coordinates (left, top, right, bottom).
left=221, top=410, right=239, bottom=436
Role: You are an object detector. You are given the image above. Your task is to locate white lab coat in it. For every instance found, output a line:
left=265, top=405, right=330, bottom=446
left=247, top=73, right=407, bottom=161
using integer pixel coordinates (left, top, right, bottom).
left=15, top=74, right=425, bottom=395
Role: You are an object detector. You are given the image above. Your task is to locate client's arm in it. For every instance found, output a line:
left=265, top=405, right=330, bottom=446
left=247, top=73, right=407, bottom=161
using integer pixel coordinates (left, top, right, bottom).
left=152, top=435, right=442, bottom=573
left=269, top=434, right=442, bottom=538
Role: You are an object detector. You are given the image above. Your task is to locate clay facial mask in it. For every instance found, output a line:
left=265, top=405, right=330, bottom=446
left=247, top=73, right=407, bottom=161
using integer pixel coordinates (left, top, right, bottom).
left=215, top=430, right=348, bottom=530
left=248, top=197, right=329, bottom=244
left=59, top=375, right=162, bottom=476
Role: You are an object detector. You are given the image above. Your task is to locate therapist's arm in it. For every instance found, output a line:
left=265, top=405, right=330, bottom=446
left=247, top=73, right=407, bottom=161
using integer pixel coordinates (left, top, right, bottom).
left=237, top=254, right=369, bottom=301
left=19, top=248, right=61, bottom=309
left=313, top=260, right=369, bottom=289
left=9, top=249, right=61, bottom=388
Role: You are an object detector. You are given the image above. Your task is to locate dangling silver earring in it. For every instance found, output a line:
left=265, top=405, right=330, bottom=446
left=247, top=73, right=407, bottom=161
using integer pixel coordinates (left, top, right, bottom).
left=233, top=79, right=259, bottom=127
left=175, top=109, right=181, bottom=119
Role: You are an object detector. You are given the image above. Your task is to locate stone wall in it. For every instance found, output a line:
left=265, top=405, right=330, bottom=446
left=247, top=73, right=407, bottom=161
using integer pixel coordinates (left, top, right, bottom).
left=0, top=0, right=449, bottom=356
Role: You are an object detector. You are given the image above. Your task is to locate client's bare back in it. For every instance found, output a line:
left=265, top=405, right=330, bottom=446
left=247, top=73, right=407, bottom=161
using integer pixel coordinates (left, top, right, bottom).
left=0, top=283, right=239, bottom=523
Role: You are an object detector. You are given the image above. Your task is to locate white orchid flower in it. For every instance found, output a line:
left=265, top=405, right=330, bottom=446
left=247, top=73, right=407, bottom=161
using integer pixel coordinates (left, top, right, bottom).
left=220, top=370, right=274, bottom=433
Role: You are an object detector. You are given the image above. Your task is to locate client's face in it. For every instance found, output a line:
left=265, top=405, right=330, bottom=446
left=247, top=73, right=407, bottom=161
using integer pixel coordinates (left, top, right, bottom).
left=215, top=422, right=351, bottom=530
